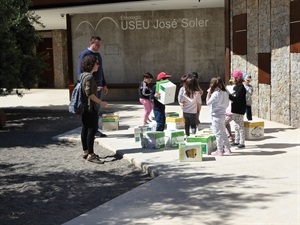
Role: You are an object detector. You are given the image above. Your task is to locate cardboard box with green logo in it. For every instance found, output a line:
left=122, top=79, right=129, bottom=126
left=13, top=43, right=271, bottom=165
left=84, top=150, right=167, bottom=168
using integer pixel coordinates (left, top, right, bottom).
left=141, top=131, right=165, bottom=149
left=155, top=80, right=176, bottom=105
left=165, top=130, right=185, bottom=147
left=102, top=113, right=119, bottom=131
left=186, top=135, right=213, bottom=155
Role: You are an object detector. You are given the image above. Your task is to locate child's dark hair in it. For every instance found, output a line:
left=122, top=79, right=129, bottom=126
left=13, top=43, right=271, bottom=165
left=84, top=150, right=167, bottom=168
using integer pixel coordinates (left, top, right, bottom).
left=180, top=74, right=189, bottom=86
left=233, top=77, right=244, bottom=85
left=185, top=76, right=203, bottom=98
left=209, top=77, right=226, bottom=93
left=143, top=72, right=153, bottom=79
left=188, top=72, right=198, bottom=79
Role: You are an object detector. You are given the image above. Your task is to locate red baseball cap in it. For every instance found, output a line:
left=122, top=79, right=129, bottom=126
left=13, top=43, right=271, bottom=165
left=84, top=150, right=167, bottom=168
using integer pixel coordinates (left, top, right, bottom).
left=157, top=72, right=172, bottom=81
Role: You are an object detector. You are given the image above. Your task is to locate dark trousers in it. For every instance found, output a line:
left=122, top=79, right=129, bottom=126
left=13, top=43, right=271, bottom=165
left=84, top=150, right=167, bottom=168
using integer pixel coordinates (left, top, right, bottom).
left=81, top=109, right=98, bottom=154
left=183, top=112, right=197, bottom=136
left=245, top=105, right=252, bottom=121
left=154, top=109, right=165, bottom=131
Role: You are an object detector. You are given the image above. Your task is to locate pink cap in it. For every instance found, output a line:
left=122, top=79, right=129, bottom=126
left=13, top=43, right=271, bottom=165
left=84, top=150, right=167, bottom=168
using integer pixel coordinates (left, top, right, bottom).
left=232, top=70, right=243, bottom=79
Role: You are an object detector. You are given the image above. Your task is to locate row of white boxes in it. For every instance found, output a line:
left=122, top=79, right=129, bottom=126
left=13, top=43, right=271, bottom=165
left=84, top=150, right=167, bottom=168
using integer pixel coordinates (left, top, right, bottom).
left=134, top=117, right=265, bottom=162
left=102, top=112, right=265, bottom=140
left=134, top=120, right=217, bottom=162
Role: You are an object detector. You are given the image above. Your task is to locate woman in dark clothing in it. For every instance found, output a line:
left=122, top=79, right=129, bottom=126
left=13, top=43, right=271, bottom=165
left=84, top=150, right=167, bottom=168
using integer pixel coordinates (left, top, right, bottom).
left=80, top=55, right=108, bottom=163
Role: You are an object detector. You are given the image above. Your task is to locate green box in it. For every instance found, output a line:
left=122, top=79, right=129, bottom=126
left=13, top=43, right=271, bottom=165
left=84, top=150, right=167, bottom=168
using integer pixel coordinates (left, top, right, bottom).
left=186, top=135, right=212, bottom=154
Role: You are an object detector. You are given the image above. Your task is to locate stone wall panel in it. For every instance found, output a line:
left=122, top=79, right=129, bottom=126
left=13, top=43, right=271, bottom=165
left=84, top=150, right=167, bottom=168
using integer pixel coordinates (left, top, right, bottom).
left=270, top=0, right=290, bottom=125
left=290, top=53, right=300, bottom=127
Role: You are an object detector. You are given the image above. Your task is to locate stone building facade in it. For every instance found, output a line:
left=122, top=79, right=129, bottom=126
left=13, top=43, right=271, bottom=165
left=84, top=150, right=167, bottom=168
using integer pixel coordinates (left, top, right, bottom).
left=230, top=0, right=300, bottom=128
left=34, top=1, right=299, bottom=128
left=39, top=30, right=69, bottom=88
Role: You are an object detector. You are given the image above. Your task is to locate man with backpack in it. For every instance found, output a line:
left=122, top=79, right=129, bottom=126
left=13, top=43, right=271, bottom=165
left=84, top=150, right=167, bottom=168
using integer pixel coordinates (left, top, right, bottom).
left=78, top=36, right=109, bottom=137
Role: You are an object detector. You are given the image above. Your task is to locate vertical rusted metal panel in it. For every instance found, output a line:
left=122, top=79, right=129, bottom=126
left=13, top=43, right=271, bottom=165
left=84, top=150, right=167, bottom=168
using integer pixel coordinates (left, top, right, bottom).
left=290, top=1, right=300, bottom=53
left=258, top=53, right=271, bottom=85
left=232, top=13, right=247, bottom=55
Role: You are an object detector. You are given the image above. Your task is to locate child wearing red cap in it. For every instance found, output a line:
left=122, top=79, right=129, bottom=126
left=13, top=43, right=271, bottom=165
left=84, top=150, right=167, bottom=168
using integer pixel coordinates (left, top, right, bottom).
left=150, top=72, right=172, bottom=131
left=229, top=70, right=247, bottom=148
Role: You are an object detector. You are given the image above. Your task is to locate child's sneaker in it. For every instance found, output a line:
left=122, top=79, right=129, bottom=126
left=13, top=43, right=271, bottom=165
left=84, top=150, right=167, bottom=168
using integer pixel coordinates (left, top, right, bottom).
left=211, top=150, right=224, bottom=156
left=236, top=144, right=245, bottom=149
left=223, top=148, right=232, bottom=155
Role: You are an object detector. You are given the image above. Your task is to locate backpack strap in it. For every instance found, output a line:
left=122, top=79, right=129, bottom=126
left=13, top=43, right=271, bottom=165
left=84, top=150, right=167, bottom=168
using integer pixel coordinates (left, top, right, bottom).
left=79, top=72, right=90, bottom=83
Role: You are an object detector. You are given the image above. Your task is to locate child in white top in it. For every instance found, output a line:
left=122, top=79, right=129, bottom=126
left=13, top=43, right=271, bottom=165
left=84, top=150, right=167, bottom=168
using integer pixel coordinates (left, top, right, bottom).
left=206, top=77, right=231, bottom=156
left=180, top=76, right=202, bottom=136
left=178, top=74, right=189, bottom=105
left=243, top=74, right=253, bottom=121
left=189, top=72, right=203, bottom=129
left=225, top=79, right=234, bottom=141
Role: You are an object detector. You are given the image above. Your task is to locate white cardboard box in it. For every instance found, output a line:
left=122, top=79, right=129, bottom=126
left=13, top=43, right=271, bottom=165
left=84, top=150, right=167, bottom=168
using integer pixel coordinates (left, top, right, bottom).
left=141, top=131, right=165, bottom=149
left=102, top=114, right=119, bottom=131
left=166, top=117, right=185, bottom=130
left=156, top=80, right=176, bottom=105
left=179, top=142, right=204, bottom=162
left=165, top=130, right=185, bottom=148
left=134, top=126, right=152, bottom=142
left=244, top=121, right=264, bottom=139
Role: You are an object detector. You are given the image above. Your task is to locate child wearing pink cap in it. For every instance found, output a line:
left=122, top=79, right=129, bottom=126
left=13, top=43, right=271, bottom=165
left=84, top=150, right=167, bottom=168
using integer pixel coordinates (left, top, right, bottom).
left=229, top=70, right=247, bottom=148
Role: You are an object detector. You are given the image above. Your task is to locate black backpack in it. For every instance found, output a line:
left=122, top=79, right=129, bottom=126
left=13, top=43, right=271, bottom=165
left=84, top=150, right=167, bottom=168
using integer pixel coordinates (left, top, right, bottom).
left=68, top=73, right=89, bottom=115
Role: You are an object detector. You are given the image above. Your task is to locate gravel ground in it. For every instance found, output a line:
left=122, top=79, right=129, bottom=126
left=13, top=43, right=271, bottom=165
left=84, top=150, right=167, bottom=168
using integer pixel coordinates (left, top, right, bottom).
left=0, top=107, right=152, bottom=225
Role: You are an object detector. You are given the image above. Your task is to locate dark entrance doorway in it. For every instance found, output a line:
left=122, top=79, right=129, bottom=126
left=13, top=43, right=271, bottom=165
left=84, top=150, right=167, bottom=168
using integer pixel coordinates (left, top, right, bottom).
left=36, top=38, right=54, bottom=88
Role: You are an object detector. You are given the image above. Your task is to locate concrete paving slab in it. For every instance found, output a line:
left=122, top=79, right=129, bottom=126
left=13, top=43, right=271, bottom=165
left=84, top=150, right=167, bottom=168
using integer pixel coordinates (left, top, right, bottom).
left=55, top=101, right=299, bottom=225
